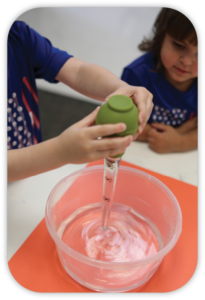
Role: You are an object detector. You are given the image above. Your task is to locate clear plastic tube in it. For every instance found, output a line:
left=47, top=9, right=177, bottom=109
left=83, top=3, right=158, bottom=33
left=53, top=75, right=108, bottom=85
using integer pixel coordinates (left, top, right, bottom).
left=101, top=157, right=121, bottom=230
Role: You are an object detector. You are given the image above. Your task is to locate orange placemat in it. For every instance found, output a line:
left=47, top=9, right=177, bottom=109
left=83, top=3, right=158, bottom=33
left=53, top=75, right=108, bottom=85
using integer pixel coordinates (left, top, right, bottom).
left=8, top=160, right=197, bottom=293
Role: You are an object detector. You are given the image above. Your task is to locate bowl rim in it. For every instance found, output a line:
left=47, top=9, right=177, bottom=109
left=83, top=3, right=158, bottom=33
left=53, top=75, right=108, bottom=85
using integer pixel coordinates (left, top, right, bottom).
left=45, top=165, right=182, bottom=270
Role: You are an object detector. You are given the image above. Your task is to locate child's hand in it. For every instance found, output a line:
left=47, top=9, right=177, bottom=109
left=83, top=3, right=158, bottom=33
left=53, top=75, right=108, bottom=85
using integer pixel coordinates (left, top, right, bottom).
left=147, top=123, right=181, bottom=153
left=56, top=107, right=133, bottom=164
left=105, top=86, right=153, bottom=140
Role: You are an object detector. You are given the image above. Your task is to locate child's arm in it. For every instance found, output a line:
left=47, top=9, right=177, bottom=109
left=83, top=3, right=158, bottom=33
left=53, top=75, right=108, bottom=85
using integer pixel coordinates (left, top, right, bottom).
left=55, top=57, right=153, bottom=139
left=8, top=107, right=133, bottom=182
left=147, top=122, right=197, bottom=153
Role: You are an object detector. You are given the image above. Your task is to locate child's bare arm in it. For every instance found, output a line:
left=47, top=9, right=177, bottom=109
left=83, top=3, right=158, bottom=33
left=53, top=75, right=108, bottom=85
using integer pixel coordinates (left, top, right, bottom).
left=8, top=135, right=63, bottom=182
left=55, top=57, right=153, bottom=137
left=55, top=57, right=128, bottom=101
left=7, top=108, right=133, bottom=182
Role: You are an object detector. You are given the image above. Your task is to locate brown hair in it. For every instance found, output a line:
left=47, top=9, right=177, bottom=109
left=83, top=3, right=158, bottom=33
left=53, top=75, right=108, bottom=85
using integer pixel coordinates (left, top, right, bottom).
left=139, top=8, right=198, bottom=71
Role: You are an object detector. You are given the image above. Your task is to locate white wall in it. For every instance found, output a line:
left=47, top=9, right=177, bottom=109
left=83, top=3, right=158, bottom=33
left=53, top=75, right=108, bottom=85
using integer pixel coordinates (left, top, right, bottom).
left=17, top=7, right=161, bottom=104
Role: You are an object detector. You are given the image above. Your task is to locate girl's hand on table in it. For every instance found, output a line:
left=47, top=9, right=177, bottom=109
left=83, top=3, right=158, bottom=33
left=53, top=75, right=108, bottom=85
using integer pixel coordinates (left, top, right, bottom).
left=147, top=120, right=198, bottom=153
left=147, top=123, right=181, bottom=153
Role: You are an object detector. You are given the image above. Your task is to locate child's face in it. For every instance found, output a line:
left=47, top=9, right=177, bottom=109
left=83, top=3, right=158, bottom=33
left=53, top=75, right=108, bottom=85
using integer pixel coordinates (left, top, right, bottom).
left=160, top=34, right=198, bottom=91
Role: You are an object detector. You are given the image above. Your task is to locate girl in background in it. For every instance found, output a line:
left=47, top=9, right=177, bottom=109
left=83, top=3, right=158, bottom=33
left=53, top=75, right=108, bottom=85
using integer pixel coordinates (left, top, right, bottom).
left=121, top=8, right=197, bottom=153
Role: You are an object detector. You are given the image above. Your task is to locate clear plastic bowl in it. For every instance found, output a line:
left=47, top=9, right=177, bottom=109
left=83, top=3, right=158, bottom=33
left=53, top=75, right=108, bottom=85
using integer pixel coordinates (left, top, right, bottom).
left=45, top=165, right=182, bottom=292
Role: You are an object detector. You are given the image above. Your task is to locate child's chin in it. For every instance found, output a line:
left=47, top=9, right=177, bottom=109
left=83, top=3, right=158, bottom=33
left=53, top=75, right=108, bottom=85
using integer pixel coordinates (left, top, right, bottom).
left=170, top=73, right=190, bottom=82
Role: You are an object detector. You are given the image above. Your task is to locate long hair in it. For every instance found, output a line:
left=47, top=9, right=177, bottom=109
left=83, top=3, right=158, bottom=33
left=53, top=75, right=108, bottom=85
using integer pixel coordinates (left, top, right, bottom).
left=139, top=8, right=198, bottom=71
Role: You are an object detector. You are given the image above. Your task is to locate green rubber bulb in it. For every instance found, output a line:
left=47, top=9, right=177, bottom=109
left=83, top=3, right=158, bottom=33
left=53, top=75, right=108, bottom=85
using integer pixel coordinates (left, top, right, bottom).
left=95, top=95, right=139, bottom=158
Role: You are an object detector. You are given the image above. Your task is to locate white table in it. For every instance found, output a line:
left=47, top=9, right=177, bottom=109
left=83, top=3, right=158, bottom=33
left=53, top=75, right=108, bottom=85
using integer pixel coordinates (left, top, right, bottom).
left=7, top=141, right=197, bottom=261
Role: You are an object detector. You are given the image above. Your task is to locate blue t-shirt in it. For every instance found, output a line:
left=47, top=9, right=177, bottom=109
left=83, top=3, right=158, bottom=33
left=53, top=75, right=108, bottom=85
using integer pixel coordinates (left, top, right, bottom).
left=121, top=52, right=197, bottom=126
left=7, top=21, right=72, bottom=150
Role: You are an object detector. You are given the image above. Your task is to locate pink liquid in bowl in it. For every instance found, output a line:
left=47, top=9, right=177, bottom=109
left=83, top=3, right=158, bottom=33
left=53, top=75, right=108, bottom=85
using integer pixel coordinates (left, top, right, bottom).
left=61, top=204, right=159, bottom=262
left=57, top=203, right=162, bottom=291
left=46, top=165, right=182, bottom=292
